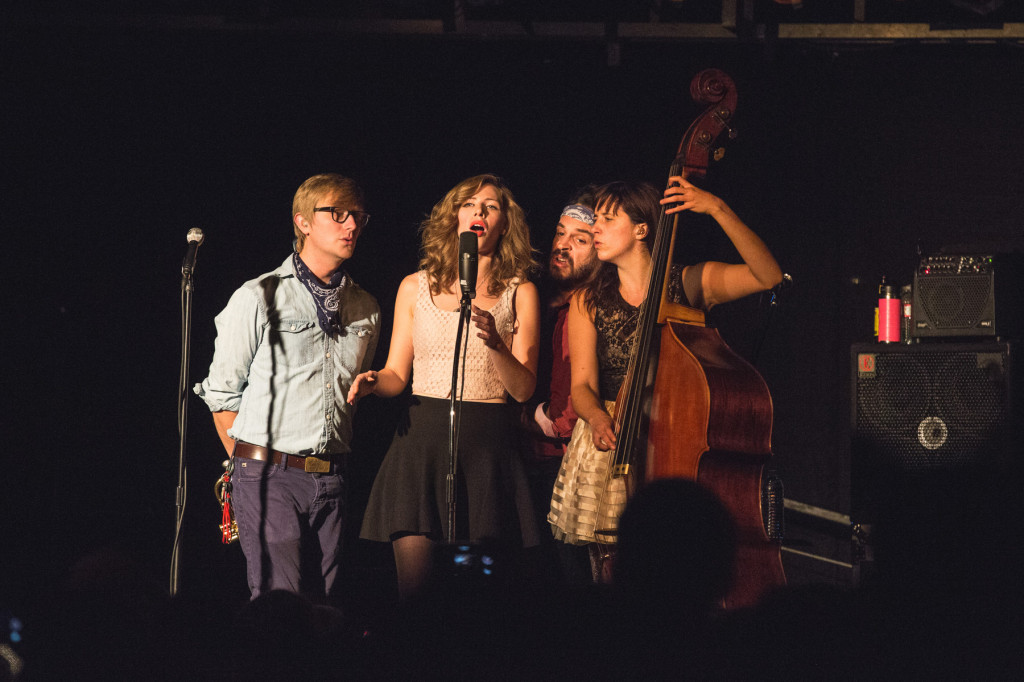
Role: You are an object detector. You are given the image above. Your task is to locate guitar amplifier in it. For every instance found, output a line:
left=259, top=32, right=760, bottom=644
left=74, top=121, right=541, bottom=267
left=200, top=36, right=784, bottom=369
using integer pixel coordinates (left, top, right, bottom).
left=849, top=341, right=1019, bottom=524
left=912, top=253, right=1023, bottom=340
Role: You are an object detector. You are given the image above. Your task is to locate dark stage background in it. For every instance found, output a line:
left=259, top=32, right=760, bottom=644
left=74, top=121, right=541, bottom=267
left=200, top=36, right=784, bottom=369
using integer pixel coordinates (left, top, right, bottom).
left=4, top=16, right=1024, bottom=617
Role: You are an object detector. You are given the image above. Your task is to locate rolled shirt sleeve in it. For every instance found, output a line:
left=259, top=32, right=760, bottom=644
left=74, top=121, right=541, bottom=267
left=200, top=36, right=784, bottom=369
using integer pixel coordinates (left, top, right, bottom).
left=194, top=285, right=266, bottom=413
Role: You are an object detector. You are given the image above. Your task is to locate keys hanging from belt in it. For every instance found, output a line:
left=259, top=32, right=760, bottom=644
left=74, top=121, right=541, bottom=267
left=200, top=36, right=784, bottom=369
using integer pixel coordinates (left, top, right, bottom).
left=214, top=459, right=239, bottom=544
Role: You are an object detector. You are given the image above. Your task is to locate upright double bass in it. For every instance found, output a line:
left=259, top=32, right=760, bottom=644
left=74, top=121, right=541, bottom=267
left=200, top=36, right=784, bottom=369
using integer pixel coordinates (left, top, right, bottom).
left=608, top=69, right=785, bottom=609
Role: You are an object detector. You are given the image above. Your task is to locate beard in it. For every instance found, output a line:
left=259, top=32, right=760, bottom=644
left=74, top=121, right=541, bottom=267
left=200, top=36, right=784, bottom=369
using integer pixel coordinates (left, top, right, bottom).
left=549, top=253, right=598, bottom=290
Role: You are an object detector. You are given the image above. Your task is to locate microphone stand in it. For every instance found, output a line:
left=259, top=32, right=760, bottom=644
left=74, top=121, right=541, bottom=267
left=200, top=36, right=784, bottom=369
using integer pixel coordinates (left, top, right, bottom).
left=170, top=267, right=196, bottom=595
left=446, top=292, right=473, bottom=544
left=751, top=273, right=792, bottom=366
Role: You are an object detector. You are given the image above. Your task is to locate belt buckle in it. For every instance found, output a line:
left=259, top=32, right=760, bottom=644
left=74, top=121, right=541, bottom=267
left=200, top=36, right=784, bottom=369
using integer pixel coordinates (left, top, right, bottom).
left=304, top=456, right=331, bottom=473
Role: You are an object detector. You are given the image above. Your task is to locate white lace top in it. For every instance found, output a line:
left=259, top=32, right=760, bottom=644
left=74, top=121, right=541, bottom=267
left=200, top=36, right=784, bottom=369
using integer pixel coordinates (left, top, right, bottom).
left=411, top=270, right=518, bottom=400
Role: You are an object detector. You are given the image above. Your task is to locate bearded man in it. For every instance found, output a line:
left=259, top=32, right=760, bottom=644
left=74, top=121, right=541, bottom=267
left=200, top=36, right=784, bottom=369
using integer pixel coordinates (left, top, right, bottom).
left=523, top=195, right=600, bottom=585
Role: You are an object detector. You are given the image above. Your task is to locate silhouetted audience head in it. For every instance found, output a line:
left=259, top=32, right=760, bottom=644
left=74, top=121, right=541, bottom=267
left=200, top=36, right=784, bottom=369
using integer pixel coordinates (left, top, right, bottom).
left=26, top=546, right=172, bottom=679
left=613, top=478, right=736, bottom=621
left=231, top=589, right=346, bottom=679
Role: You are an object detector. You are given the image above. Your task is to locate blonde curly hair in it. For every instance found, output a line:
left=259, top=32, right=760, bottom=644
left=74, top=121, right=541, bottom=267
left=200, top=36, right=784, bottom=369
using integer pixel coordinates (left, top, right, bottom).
left=418, top=174, right=538, bottom=297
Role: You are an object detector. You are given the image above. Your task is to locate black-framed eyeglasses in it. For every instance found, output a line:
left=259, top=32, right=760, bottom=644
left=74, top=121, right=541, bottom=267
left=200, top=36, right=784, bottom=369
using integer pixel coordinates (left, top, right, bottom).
left=314, top=207, right=371, bottom=228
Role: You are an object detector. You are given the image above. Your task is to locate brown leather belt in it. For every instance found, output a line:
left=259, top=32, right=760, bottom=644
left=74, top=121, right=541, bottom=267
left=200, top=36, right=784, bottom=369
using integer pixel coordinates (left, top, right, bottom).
left=232, top=442, right=338, bottom=474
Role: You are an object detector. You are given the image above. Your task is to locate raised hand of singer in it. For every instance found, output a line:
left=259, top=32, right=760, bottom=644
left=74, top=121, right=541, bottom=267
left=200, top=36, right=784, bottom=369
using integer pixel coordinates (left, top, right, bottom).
left=471, top=304, right=505, bottom=350
left=346, top=370, right=378, bottom=405
left=660, top=174, right=725, bottom=217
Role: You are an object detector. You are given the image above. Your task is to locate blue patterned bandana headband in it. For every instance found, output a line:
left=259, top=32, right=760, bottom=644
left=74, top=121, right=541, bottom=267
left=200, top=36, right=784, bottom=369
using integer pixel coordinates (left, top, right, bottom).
left=561, top=204, right=596, bottom=225
left=292, top=252, right=349, bottom=336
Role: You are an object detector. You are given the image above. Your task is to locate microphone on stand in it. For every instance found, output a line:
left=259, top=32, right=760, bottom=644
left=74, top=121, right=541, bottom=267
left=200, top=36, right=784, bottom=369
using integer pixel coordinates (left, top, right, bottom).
left=182, top=227, right=205, bottom=277
left=459, top=228, right=480, bottom=301
left=448, top=226, right=481, bottom=543
left=173, top=225, right=204, bottom=594
left=769, top=273, right=794, bottom=307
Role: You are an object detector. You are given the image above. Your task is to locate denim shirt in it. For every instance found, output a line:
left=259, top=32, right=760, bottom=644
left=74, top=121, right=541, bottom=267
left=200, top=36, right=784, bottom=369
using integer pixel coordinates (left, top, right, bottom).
left=194, top=256, right=380, bottom=455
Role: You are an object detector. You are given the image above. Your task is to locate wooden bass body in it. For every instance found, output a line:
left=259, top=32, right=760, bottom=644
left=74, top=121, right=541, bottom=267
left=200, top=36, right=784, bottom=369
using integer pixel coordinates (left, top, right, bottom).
left=646, top=319, right=785, bottom=609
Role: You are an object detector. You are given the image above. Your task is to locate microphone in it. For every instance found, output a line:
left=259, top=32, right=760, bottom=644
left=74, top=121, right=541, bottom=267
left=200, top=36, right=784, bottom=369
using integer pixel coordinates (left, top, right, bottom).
left=459, top=229, right=479, bottom=300
left=768, top=273, right=793, bottom=307
left=182, top=227, right=204, bottom=277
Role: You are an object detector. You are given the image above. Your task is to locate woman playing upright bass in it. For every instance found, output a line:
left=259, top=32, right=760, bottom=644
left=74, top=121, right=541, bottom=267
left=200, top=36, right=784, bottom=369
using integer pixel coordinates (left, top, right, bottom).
left=548, top=178, right=782, bottom=579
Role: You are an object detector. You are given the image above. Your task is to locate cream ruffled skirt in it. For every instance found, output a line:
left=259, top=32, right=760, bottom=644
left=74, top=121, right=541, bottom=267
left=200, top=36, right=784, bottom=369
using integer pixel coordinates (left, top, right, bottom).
left=547, top=401, right=628, bottom=546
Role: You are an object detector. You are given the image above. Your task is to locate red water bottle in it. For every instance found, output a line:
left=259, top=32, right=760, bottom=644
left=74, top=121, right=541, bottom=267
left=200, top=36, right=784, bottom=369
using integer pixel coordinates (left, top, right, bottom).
left=878, top=279, right=900, bottom=343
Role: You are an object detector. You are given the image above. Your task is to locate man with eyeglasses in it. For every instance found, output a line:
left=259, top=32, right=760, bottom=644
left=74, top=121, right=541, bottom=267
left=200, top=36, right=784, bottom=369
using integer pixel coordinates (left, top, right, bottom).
left=195, top=173, right=380, bottom=603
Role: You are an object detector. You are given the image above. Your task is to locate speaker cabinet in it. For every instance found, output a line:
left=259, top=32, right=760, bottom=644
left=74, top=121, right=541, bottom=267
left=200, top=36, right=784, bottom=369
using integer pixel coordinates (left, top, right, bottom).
left=912, top=254, right=1023, bottom=340
left=850, top=341, right=1018, bottom=523
left=913, top=271, right=995, bottom=337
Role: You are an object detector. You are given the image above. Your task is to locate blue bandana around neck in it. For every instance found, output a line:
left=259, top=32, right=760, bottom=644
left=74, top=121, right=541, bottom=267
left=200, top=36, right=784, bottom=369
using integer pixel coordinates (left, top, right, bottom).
left=292, top=252, right=350, bottom=336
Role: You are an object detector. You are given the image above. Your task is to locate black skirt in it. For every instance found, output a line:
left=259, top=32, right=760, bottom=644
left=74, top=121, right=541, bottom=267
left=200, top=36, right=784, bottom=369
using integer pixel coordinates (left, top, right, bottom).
left=360, top=395, right=541, bottom=548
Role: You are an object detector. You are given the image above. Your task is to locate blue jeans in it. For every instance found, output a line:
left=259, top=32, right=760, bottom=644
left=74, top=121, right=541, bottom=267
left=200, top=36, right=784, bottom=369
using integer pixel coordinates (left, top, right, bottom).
left=231, top=458, right=346, bottom=601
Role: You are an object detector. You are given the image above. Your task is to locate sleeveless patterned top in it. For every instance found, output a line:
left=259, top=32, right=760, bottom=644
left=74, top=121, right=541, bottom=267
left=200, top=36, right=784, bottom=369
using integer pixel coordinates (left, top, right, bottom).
left=594, top=270, right=694, bottom=401
left=595, top=289, right=640, bottom=402
left=411, top=270, right=518, bottom=400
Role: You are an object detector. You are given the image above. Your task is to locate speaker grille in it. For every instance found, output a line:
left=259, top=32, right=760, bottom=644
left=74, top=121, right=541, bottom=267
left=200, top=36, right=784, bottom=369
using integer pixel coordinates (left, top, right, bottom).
left=917, top=275, right=992, bottom=329
left=855, top=347, right=1009, bottom=471
left=851, top=342, right=1019, bottom=523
